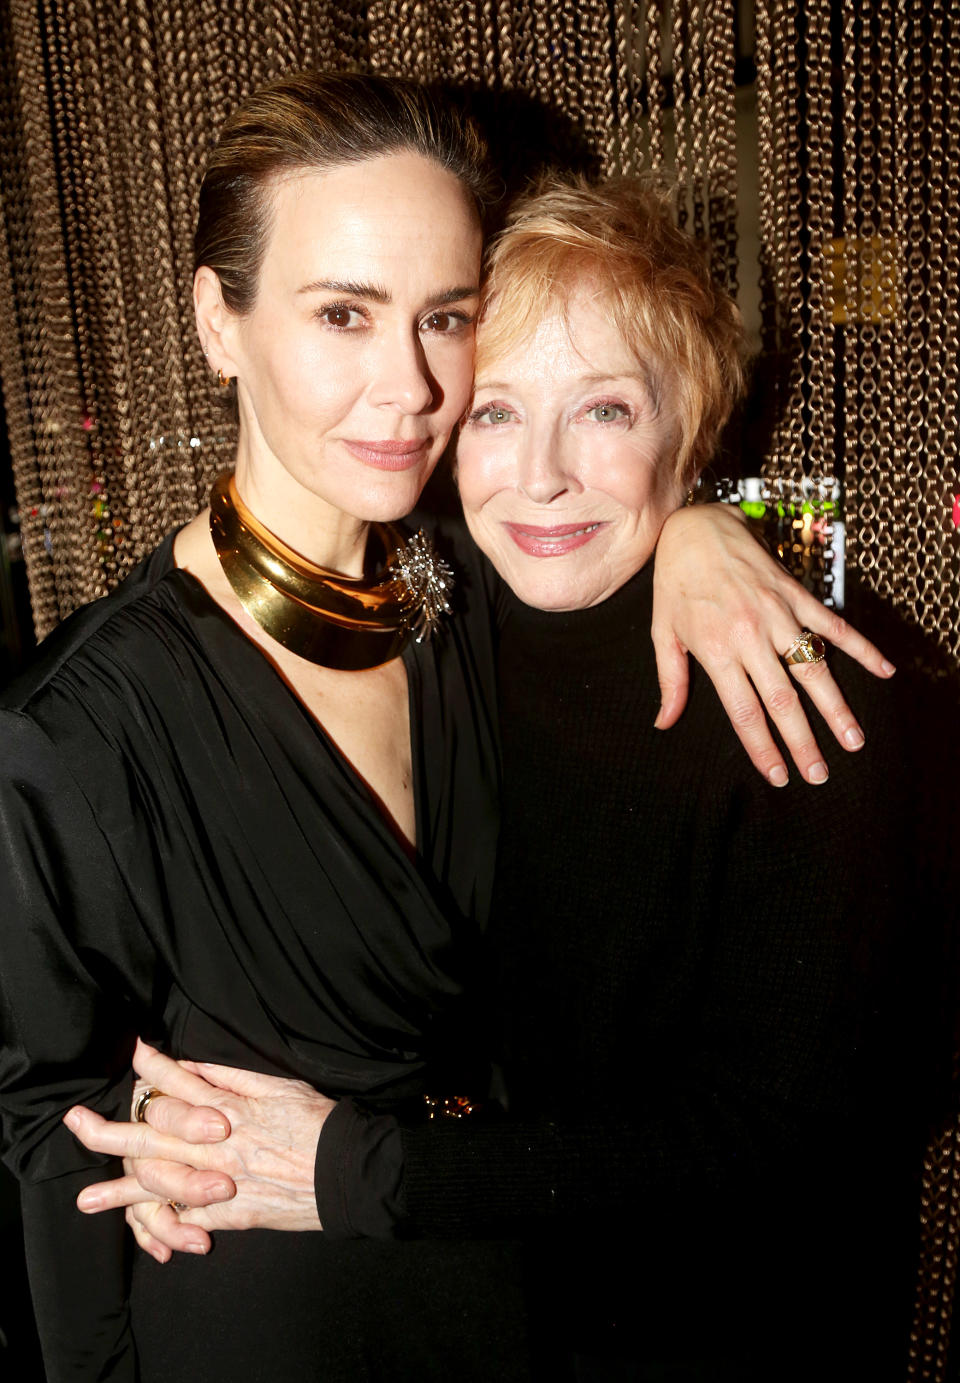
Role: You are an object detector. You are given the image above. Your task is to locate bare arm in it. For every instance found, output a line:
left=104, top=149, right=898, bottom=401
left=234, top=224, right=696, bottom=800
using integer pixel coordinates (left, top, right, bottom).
left=651, top=504, right=894, bottom=785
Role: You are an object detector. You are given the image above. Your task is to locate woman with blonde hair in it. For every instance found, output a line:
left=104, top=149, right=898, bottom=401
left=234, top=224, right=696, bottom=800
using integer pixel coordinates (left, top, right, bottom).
left=67, top=172, right=922, bottom=1381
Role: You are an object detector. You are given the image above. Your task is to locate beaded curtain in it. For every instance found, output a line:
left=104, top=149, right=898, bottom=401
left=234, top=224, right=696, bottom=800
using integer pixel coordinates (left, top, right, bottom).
left=1, top=3, right=958, bottom=654
left=0, top=1, right=958, bottom=1376
left=0, top=0, right=742, bottom=639
left=755, top=0, right=960, bottom=675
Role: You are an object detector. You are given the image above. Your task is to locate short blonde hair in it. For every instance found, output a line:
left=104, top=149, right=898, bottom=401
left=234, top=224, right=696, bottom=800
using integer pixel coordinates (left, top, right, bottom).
left=476, top=174, right=746, bottom=481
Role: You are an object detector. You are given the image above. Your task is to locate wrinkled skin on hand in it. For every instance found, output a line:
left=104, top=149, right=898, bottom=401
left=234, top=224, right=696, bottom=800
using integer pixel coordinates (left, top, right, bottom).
left=65, top=1040, right=334, bottom=1261
left=651, top=504, right=893, bottom=786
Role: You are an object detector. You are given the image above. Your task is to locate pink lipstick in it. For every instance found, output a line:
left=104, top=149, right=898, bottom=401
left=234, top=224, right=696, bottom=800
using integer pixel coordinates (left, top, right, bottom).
left=504, top=521, right=606, bottom=557
left=343, top=439, right=429, bottom=471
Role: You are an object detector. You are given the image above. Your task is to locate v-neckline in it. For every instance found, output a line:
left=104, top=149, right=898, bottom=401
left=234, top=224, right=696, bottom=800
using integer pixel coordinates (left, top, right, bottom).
left=163, top=562, right=427, bottom=865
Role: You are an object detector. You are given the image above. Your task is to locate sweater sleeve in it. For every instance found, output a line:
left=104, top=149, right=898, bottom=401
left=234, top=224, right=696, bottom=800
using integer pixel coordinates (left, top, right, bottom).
left=0, top=711, right=155, bottom=1381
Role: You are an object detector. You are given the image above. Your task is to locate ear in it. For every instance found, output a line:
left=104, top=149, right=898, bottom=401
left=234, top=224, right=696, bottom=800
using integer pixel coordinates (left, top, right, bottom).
left=194, top=267, right=242, bottom=380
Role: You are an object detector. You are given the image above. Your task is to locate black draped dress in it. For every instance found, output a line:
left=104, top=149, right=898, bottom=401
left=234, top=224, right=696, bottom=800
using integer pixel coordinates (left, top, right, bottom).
left=0, top=524, right=530, bottom=1382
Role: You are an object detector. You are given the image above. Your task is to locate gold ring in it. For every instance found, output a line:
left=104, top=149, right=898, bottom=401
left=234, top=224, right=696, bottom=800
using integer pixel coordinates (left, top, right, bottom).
left=781, top=630, right=827, bottom=666
left=133, top=1087, right=165, bottom=1123
left=168, top=1201, right=189, bottom=1213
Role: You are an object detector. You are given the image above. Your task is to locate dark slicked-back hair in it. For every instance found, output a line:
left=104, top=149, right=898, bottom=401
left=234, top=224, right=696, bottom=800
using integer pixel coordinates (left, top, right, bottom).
left=195, top=70, right=494, bottom=314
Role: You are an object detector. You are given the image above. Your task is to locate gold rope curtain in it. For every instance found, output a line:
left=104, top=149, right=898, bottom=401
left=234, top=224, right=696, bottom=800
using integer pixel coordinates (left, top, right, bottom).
left=0, top=0, right=741, bottom=639
left=0, top=2, right=958, bottom=1377
left=1, top=4, right=958, bottom=648
left=756, top=0, right=960, bottom=672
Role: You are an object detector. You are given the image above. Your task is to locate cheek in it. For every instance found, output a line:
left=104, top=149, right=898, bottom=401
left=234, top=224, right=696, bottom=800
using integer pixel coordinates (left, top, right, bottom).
left=585, top=437, right=677, bottom=514
left=432, top=344, right=477, bottom=422
left=454, top=433, right=509, bottom=519
left=452, top=450, right=484, bottom=524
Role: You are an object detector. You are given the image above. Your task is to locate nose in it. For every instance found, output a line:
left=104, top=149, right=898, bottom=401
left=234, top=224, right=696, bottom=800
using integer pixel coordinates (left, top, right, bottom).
left=368, top=326, right=436, bottom=414
left=515, top=427, right=578, bottom=504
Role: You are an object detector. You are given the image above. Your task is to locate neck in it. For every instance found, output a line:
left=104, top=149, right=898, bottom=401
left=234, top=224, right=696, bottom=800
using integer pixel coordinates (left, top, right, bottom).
left=233, top=452, right=369, bottom=577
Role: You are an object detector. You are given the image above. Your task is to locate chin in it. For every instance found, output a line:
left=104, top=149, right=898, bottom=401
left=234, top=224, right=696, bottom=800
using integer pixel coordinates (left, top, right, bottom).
left=345, top=473, right=434, bottom=526
left=493, top=563, right=601, bottom=613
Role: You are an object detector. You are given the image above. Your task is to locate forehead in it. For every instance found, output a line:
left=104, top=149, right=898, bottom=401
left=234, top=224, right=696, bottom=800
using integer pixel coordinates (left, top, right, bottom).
left=476, top=287, right=649, bottom=387
left=259, top=153, right=482, bottom=284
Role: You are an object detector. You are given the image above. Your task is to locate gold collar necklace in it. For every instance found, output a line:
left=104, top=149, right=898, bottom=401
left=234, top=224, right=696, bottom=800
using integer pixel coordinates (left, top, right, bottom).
left=209, top=471, right=453, bottom=670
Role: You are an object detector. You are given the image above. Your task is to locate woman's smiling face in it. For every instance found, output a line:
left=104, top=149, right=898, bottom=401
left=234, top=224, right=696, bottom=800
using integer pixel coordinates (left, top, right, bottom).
left=206, top=151, right=483, bottom=536
left=456, top=287, right=686, bottom=611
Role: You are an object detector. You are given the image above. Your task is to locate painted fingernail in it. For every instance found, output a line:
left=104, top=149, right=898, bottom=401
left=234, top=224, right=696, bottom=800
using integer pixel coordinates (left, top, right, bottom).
left=768, top=765, right=789, bottom=787
left=881, top=659, right=896, bottom=676
left=808, top=761, right=829, bottom=783
left=844, top=725, right=865, bottom=749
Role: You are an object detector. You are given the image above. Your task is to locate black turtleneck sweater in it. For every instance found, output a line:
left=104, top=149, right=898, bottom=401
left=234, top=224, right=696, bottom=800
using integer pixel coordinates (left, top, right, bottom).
left=321, top=561, right=939, bottom=1380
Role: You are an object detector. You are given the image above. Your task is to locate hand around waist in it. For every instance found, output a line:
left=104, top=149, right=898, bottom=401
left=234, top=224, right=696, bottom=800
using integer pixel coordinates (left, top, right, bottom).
left=63, top=1039, right=334, bottom=1262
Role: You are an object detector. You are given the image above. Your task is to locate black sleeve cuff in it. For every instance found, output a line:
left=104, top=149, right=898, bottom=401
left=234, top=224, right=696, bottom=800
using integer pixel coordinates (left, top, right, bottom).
left=314, top=1097, right=405, bottom=1241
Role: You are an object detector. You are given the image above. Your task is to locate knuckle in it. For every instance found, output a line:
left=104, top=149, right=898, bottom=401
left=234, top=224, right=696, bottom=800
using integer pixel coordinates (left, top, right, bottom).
left=766, top=684, right=801, bottom=718
left=728, top=699, right=766, bottom=732
left=136, top=1157, right=170, bottom=1194
left=747, top=584, right=790, bottom=625
left=147, top=1096, right=179, bottom=1133
left=132, top=1201, right=157, bottom=1229
left=185, top=1169, right=217, bottom=1201
left=821, top=612, right=848, bottom=642
left=789, top=659, right=828, bottom=684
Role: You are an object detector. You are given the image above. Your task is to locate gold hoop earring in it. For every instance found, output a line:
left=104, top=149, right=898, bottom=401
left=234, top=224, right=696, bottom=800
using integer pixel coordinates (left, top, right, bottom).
left=217, top=369, right=231, bottom=389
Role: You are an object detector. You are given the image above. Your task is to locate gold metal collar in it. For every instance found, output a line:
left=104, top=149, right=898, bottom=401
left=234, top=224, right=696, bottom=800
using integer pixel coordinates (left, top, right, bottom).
left=209, top=471, right=453, bottom=670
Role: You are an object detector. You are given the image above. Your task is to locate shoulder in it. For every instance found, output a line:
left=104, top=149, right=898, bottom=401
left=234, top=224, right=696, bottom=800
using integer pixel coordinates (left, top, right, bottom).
left=1, top=529, right=197, bottom=728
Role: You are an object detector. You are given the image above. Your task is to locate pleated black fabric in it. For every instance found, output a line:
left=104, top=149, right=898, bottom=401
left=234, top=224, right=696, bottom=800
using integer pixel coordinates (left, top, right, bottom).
left=0, top=521, right=531, bottom=1382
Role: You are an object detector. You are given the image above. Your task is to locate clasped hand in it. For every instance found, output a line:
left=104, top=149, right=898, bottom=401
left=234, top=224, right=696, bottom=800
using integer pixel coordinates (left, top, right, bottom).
left=64, top=1040, right=334, bottom=1262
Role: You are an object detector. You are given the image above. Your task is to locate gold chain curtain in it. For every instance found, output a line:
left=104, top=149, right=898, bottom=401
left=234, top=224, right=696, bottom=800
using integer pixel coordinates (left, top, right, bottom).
left=0, top=0, right=744, bottom=639
left=756, top=1, right=960, bottom=673
left=1, top=3, right=958, bottom=650
left=0, top=1, right=958, bottom=1376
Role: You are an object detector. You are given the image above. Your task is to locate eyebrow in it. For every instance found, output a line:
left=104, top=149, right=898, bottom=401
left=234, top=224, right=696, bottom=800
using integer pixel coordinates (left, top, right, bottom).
left=296, top=279, right=480, bottom=305
left=475, top=368, right=663, bottom=409
left=475, top=371, right=656, bottom=392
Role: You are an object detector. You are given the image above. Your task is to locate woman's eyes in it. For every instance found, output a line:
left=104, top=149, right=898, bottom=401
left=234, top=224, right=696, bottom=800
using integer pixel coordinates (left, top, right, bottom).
left=315, top=303, right=366, bottom=330
left=314, top=305, right=473, bottom=334
left=466, top=399, right=632, bottom=427
left=420, top=310, right=473, bottom=335
left=583, top=400, right=631, bottom=424
left=467, top=403, right=515, bottom=426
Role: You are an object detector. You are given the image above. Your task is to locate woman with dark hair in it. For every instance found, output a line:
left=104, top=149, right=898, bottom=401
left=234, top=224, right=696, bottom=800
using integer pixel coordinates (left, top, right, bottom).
left=1, top=74, right=893, bottom=1382
left=0, top=69, right=513, bottom=1382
